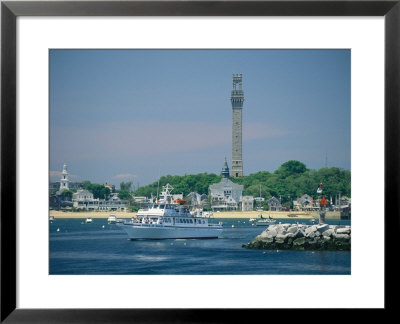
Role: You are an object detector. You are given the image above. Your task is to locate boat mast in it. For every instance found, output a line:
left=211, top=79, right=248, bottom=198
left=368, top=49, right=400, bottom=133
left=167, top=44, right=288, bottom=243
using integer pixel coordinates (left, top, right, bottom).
left=156, top=168, right=160, bottom=200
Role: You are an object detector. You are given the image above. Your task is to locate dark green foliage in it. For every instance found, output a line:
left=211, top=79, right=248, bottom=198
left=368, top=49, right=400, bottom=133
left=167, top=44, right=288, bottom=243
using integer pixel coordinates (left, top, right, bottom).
left=81, top=181, right=111, bottom=199
left=59, top=190, right=74, bottom=200
left=118, top=190, right=132, bottom=200
left=120, top=181, right=132, bottom=191
left=275, top=160, right=308, bottom=178
left=135, top=173, right=222, bottom=198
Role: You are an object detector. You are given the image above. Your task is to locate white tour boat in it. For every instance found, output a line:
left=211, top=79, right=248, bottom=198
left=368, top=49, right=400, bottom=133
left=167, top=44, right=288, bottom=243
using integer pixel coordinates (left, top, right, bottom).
left=118, top=184, right=223, bottom=240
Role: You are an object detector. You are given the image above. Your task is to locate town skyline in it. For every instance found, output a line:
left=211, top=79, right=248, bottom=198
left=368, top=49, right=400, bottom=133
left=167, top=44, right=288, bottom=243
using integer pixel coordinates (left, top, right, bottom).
left=50, top=49, right=351, bottom=187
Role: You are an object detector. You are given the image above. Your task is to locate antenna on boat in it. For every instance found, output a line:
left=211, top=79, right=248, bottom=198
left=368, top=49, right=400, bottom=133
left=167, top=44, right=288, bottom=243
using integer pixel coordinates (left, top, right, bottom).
left=156, top=168, right=160, bottom=200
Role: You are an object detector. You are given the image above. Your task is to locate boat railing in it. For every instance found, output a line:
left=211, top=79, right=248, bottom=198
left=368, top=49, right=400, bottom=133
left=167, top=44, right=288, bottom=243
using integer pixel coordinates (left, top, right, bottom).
left=122, top=221, right=222, bottom=228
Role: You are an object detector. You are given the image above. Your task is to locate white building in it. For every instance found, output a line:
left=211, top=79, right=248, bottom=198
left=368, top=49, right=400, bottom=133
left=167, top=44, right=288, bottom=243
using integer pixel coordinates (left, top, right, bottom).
left=209, top=161, right=243, bottom=211
left=72, top=189, right=127, bottom=211
left=59, top=163, right=69, bottom=192
left=240, top=196, right=254, bottom=211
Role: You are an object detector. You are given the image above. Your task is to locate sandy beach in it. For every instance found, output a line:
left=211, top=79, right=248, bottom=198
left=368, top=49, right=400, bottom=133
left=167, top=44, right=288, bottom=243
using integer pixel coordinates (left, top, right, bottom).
left=49, top=210, right=341, bottom=220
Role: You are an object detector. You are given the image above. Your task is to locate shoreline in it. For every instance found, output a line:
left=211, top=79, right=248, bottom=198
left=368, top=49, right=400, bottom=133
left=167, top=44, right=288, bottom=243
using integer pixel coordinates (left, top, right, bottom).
left=49, top=210, right=341, bottom=220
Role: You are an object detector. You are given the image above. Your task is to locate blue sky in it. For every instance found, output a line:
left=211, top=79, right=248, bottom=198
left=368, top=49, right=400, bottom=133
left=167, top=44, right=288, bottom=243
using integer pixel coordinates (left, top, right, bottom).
left=50, top=49, right=350, bottom=188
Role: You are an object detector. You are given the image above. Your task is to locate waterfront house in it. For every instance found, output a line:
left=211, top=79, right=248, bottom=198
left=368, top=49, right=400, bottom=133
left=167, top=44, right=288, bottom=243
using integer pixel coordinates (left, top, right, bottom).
left=293, top=194, right=314, bottom=211
left=240, top=196, right=254, bottom=211
left=267, top=196, right=282, bottom=211
left=72, top=189, right=127, bottom=211
left=187, top=192, right=202, bottom=206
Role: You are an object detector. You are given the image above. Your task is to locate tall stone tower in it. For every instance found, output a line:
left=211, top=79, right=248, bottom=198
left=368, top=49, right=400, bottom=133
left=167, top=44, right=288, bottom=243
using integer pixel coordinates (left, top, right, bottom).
left=231, top=74, right=244, bottom=177
left=59, top=163, right=69, bottom=192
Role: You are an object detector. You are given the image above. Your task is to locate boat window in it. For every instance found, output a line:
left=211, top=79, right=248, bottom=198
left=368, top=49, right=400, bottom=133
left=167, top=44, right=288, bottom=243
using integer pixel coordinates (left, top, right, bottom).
left=189, top=219, right=193, bottom=223
left=160, top=205, right=165, bottom=209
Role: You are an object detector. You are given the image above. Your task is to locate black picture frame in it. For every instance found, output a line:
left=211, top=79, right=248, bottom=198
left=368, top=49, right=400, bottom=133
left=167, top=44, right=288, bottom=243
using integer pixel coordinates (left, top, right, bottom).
left=1, top=0, right=398, bottom=322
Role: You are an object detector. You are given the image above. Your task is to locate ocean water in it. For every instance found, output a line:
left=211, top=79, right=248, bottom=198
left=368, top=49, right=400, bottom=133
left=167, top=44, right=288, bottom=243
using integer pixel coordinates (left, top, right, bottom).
left=49, top=218, right=351, bottom=275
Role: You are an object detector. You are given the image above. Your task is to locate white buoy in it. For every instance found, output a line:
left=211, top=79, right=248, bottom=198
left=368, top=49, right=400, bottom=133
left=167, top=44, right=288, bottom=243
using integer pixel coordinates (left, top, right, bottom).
left=102, top=225, right=105, bottom=229
left=56, top=228, right=60, bottom=232
left=232, top=225, right=235, bottom=228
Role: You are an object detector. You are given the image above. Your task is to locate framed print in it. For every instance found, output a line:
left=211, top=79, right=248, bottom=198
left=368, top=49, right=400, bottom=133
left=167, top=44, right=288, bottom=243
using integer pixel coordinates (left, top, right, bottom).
left=1, top=0, right=398, bottom=322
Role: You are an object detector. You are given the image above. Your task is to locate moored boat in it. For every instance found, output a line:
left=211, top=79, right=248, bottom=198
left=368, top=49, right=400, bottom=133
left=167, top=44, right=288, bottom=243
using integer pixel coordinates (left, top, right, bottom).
left=255, top=214, right=276, bottom=226
left=118, top=184, right=223, bottom=240
left=107, top=214, right=117, bottom=224
left=85, top=217, right=93, bottom=223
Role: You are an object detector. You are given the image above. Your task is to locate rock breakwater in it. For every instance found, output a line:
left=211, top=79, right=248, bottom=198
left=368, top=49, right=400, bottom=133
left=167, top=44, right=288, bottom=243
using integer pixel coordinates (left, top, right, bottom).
left=243, top=223, right=351, bottom=251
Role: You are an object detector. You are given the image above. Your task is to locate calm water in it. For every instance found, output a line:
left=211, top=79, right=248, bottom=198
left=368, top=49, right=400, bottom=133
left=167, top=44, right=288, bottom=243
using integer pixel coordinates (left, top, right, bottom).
left=49, top=218, right=351, bottom=275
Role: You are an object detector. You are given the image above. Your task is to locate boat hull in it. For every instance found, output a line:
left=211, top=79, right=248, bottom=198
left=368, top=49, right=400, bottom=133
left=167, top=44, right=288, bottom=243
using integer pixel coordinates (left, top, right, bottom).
left=118, top=223, right=223, bottom=240
left=256, top=221, right=275, bottom=226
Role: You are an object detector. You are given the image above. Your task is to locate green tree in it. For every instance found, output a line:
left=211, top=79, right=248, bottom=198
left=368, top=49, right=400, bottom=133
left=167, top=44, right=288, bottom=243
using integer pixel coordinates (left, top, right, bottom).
left=275, top=160, right=307, bottom=178
left=60, top=190, right=73, bottom=200
left=118, top=190, right=132, bottom=200
left=81, top=181, right=111, bottom=199
left=120, top=181, right=133, bottom=191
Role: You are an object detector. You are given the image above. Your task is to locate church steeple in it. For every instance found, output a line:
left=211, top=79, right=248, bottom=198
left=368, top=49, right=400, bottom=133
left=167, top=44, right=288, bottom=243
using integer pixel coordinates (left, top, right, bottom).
left=59, top=163, right=69, bottom=192
left=221, top=158, right=230, bottom=179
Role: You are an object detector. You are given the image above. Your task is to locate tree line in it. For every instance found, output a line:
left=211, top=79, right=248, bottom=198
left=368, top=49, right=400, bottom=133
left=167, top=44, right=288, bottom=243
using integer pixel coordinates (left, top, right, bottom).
left=133, top=160, right=350, bottom=207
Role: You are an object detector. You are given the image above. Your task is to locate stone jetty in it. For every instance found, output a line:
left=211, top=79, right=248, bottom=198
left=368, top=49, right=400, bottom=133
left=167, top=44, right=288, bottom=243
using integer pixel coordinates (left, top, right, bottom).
left=243, top=223, right=351, bottom=251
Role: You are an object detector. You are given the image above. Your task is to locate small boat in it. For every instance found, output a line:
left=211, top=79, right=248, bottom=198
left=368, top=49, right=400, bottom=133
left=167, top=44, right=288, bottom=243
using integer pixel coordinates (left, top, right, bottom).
left=49, top=215, right=55, bottom=221
left=249, top=218, right=257, bottom=222
left=107, top=214, right=117, bottom=224
left=118, top=184, right=223, bottom=240
left=85, top=217, right=93, bottom=223
left=191, top=209, right=214, bottom=218
left=256, top=219, right=276, bottom=226
left=256, top=214, right=276, bottom=226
